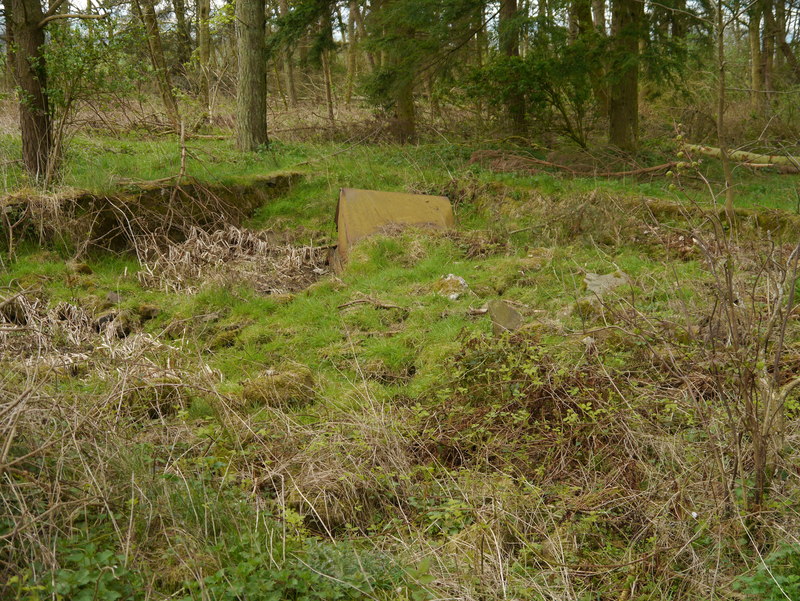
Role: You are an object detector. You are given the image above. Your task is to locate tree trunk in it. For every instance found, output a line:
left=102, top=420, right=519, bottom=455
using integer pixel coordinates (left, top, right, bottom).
left=573, top=0, right=607, bottom=112
left=322, top=49, right=335, bottom=124
left=474, top=2, right=486, bottom=119
left=8, top=0, right=52, bottom=180
left=762, top=0, right=774, bottom=99
left=475, top=2, right=487, bottom=65
left=134, top=0, right=181, bottom=131
left=592, top=0, right=606, bottom=32
left=376, top=0, right=387, bottom=67
left=321, top=12, right=335, bottom=123
left=278, top=0, right=298, bottom=106
left=345, top=0, right=358, bottom=105
left=3, top=18, right=15, bottom=92
left=715, top=0, right=735, bottom=226
left=763, top=4, right=800, bottom=81
left=334, top=4, right=347, bottom=42
left=235, top=0, right=268, bottom=150
left=197, top=0, right=211, bottom=118
left=570, top=0, right=594, bottom=39
left=499, top=0, right=526, bottom=137
left=774, top=0, right=785, bottom=70
left=568, top=0, right=579, bottom=41
left=748, top=3, right=763, bottom=109
left=355, top=0, right=376, bottom=70
left=394, top=73, right=416, bottom=143
left=173, top=0, right=192, bottom=68
left=608, top=0, right=641, bottom=152
left=429, top=71, right=440, bottom=120
left=273, top=59, right=288, bottom=109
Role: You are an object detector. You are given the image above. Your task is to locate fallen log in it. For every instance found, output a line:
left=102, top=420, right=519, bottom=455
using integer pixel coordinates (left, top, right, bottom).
left=685, top=144, right=800, bottom=173
left=741, top=162, right=800, bottom=174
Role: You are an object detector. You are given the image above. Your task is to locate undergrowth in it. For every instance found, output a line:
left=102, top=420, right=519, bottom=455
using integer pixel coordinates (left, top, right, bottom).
left=3, top=142, right=800, bottom=600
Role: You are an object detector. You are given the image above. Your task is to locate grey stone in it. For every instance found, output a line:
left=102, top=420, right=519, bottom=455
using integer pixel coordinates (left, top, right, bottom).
left=433, top=274, right=470, bottom=300
left=488, top=299, right=523, bottom=335
left=583, top=271, right=628, bottom=297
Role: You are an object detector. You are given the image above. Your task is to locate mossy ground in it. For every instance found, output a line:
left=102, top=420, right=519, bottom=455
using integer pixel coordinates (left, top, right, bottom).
left=3, top=137, right=800, bottom=600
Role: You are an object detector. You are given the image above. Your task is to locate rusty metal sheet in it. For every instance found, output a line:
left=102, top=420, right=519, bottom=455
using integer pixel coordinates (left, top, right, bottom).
left=335, top=188, right=454, bottom=264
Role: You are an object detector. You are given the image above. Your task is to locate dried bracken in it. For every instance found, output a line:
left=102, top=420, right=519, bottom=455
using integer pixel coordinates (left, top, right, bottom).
left=0, top=294, right=95, bottom=355
left=138, top=225, right=329, bottom=295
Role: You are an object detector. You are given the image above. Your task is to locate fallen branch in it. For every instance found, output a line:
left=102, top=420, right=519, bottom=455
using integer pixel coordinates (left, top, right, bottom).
left=685, top=144, right=800, bottom=173
left=337, top=296, right=405, bottom=311
left=740, top=162, right=800, bottom=174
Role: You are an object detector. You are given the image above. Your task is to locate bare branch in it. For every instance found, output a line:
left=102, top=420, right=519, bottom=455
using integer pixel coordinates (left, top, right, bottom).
left=39, top=12, right=105, bottom=27
left=40, top=0, right=68, bottom=21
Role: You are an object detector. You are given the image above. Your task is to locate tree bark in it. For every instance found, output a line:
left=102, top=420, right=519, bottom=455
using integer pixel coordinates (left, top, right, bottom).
left=569, top=0, right=593, bottom=38
left=748, top=2, right=763, bottom=109
left=278, top=0, right=298, bottom=106
left=3, top=13, right=14, bottom=92
left=475, top=2, right=487, bottom=65
left=592, top=0, right=606, bottom=32
left=173, top=0, right=192, bottom=68
left=321, top=12, right=335, bottom=123
left=322, top=48, right=335, bottom=123
left=394, top=72, right=415, bottom=143
left=334, top=4, right=347, bottom=42
left=134, top=0, right=181, bottom=131
left=763, top=3, right=800, bottom=81
left=345, top=0, right=357, bottom=105
left=353, top=1, right=376, bottom=70
left=499, top=0, right=526, bottom=137
left=762, top=0, right=774, bottom=100
left=685, top=143, right=800, bottom=170
left=573, top=0, right=607, bottom=113
left=8, top=0, right=52, bottom=180
left=608, top=0, right=642, bottom=152
left=197, top=0, right=211, bottom=117
left=235, top=0, right=268, bottom=150
left=774, top=0, right=785, bottom=70
left=715, top=0, right=735, bottom=226
left=474, top=2, right=486, bottom=119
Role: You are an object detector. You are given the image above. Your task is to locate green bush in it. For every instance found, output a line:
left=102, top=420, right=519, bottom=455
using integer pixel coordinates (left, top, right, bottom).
left=181, top=530, right=427, bottom=601
left=10, top=526, right=144, bottom=601
left=735, top=544, right=800, bottom=601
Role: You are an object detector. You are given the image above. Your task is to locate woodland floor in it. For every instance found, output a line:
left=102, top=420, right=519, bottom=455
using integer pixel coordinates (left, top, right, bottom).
left=3, top=132, right=800, bottom=600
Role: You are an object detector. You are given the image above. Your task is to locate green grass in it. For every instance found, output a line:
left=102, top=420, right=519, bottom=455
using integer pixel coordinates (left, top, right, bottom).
left=1, top=218, right=703, bottom=409
left=4, top=136, right=800, bottom=601
left=4, top=131, right=800, bottom=214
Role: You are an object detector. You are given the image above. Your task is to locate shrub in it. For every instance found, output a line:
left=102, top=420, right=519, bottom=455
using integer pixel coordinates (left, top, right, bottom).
left=10, top=525, right=144, bottom=601
left=735, top=544, right=800, bottom=601
left=181, top=529, right=425, bottom=601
